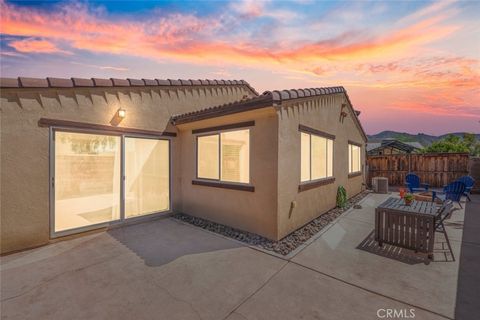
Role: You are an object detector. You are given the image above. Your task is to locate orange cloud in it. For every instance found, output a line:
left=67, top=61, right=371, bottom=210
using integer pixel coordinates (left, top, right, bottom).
left=388, top=100, right=479, bottom=118
left=0, top=0, right=463, bottom=65
left=8, top=38, right=70, bottom=54
left=1, top=0, right=477, bottom=134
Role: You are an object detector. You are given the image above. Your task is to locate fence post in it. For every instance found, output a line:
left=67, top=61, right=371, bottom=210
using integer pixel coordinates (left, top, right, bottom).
left=408, top=153, right=411, bottom=173
left=469, top=157, right=480, bottom=194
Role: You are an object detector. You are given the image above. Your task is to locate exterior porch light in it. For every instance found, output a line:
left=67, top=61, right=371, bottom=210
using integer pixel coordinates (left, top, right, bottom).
left=117, top=109, right=126, bottom=118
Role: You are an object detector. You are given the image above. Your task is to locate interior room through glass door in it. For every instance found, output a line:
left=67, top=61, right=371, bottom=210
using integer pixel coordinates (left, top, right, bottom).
left=54, top=131, right=121, bottom=232
left=124, top=137, right=170, bottom=218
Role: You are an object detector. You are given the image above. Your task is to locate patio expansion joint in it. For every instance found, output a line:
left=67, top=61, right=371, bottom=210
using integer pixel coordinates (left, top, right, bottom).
left=288, top=259, right=453, bottom=320
left=148, top=277, right=205, bottom=320
left=221, top=261, right=289, bottom=320
left=0, top=251, right=128, bottom=303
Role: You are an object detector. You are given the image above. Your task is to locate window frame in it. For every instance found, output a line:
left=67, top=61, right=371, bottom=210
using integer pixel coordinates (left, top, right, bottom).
left=348, top=141, right=362, bottom=177
left=298, top=125, right=335, bottom=191
left=194, top=126, right=253, bottom=187
left=49, top=127, right=173, bottom=239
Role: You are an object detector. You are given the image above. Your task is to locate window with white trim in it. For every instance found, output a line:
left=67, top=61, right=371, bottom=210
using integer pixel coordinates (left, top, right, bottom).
left=348, top=143, right=361, bottom=174
left=197, top=129, right=250, bottom=183
left=301, top=132, right=334, bottom=182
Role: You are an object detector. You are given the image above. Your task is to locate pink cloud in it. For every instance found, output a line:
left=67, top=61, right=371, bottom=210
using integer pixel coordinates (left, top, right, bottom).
left=0, top=0, right=464, bottom=65
left=1, top=0, right=478, bottom=134
left=8, top=38, right=71, bottom=54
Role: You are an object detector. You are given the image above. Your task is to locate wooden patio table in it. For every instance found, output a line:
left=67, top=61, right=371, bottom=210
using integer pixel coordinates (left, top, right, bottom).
left=375, top=197, right=438, bottom=262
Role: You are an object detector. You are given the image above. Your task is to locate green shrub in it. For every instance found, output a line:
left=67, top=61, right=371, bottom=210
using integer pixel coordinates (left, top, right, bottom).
left=336, top=186, right=347, bottom=208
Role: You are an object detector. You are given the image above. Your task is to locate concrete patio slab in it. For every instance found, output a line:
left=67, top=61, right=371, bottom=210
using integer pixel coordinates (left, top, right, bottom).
left=1, top=219, right=286, bottom=320
left=455, top=194, right=480, bottom=320
left=292, top=194, right=464, bottom=319
left=340, top=192, right=390, bottom=225
left=228, top=263, right=445, bottom=320
left=1, top=194, right=474, bottom=320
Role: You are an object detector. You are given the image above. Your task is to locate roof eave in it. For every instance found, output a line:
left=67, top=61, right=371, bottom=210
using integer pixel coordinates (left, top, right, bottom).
left=170, top=95, right=274, bottom=125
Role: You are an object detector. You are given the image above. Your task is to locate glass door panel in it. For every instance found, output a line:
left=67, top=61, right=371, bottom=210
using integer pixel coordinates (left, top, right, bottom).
left=125, top=137, right=170, bottom=218
left=54, top=131, right=121, bottom=232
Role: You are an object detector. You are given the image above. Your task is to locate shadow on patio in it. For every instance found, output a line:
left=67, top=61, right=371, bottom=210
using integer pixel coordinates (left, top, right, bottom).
left=108, top=218, right=242, bottom=267
left=356, top=230, right=456, bottom=265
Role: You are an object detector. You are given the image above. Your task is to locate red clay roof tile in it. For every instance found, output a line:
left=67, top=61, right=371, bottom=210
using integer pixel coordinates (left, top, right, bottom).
left=19, top=77, right=49, bottom=88
left=111, top=78, right=130, bottom=86
left=0, top=78, right=19, bottom=88
left=47, top=77, right=73, bottom=88
left=72, top=78, right=94, bottom=87
left=142, top=79, right=158, bottom=86
left=92, top=78, right=113, bottom=86
left=128, top=78, right=145, bottom=86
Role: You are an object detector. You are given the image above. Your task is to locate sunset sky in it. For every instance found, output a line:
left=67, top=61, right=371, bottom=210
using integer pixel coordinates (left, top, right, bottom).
left=1, top=0, right=479, bottom=135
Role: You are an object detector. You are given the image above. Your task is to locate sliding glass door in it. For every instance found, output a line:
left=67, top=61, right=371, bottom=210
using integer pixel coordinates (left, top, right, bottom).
left=53, top=130, right=170, bottom=235
left=125, top=137, right=170, bottom=218
left=54, top=131, right=121, bottom=232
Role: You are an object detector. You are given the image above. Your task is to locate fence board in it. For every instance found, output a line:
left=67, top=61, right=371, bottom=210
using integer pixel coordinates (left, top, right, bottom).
left=367, top=153, right=469, bottom=187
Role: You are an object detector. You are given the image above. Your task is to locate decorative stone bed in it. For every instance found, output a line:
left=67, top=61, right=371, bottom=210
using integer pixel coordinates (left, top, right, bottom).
left=174, top=190, right=371, bottom=256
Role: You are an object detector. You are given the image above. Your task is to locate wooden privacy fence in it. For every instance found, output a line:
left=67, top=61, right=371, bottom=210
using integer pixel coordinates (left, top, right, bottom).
left=367, top=153, right=470, bottom=188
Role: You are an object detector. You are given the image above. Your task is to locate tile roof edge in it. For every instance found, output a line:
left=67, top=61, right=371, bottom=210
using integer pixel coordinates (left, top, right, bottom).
left=262, top=86, right=346, bottom=102
left=261, top=86, right=367, bottom=142
left=171, top=93, right=273, bottom=125
left=0, top=77, right=259, bottom=94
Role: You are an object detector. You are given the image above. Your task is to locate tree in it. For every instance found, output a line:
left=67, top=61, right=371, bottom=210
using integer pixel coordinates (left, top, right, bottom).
left=421, top=134, right=480, bottom=155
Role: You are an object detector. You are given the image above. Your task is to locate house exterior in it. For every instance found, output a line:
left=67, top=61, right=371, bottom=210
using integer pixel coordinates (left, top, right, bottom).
left=0, top=77, right=367, bottom=254
left=367, top=139, right=422, bottom=156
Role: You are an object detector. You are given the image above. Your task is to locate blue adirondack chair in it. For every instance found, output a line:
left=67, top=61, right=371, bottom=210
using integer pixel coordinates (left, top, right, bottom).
left=456, top=175, right=475, bottom=201
left=435, top=181, right=466, bottom=208
left=405, top=173, right=429, bottom=193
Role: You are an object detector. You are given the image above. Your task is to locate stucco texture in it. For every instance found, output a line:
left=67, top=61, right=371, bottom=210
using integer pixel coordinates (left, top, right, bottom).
left=276, top=94, right=366, bottom=238
left=176, top=108, right=279, bottom=240
left=0, top=85, right=254, bottom=254
left=1, top=84, right=366, bottom=253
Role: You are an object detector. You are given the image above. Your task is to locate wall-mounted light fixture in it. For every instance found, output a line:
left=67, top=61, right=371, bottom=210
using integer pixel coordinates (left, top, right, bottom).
left=110, top=108, right=126, bottom=126
left=117, top=109, right=126, bottom=118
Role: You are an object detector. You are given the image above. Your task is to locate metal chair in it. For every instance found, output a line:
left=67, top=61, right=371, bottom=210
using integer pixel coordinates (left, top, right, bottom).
left=456, top=175, right=475, bottom=202
left=434, top=200, right=455, bottom=261
left=405, top=173, right=429, bottom=193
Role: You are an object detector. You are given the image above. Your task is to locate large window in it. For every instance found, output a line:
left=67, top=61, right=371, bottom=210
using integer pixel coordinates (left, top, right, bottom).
left=300, top=132, right=334, bottom=182
left=197, top=129, right=250, bottom=183
left=348, top=143, right=362, bottom=174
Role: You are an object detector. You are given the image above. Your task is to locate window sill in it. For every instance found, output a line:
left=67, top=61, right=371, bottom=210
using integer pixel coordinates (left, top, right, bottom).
left=192, top=180, right=255, bottom=192
left=298, top=177, right=335, bottom=192
left=348, top=172, right=362, bottom=178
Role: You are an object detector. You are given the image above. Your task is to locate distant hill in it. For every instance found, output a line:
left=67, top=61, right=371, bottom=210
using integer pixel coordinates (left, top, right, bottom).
left=367, top=131, right=480, bottom=147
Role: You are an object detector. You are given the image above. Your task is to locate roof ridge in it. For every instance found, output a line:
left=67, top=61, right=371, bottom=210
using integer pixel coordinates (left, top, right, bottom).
left=0, top=77, right=259, bottom=95
left=172, top=85, right=368, bottom=142
left=262, top=86, right=345, bottom=101
left=171, top=86, right=348, bottom=124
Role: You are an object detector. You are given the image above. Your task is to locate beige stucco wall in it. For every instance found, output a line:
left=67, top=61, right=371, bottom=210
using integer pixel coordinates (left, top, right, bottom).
left=276, top=93, right=366, bottom=239
left=176, top=108, right=279, bottom=240
left=0, top=84, right=255, bottom=254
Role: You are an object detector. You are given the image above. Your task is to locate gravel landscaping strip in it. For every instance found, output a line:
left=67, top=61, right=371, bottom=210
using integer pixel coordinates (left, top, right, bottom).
left=174, top=190, right=371, bottom=256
